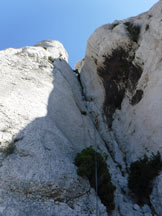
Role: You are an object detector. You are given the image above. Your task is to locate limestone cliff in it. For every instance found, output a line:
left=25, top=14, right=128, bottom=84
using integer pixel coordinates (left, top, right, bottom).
left=79, top=0, right=162, bottom=214
left=0, top=1, right=162, bottom=215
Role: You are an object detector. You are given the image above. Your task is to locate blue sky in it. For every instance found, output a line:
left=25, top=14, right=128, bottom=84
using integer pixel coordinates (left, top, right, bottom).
left=0, top=0, right=159, bottom=67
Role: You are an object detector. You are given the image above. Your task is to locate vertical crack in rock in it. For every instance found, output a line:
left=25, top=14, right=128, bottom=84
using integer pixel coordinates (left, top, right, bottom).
left=97, top=46, right=143, bottom=128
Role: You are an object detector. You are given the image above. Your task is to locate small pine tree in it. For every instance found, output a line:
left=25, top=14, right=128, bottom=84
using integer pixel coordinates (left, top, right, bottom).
left=128, top=152, right=162, bottom=204
left=74, top=147, right=116, bottom=213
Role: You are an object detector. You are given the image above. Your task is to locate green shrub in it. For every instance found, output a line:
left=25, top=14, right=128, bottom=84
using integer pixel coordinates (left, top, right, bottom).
left=128, top=152, right=162, bottom=205
left=0, top=141, right=15, bottom=156
left=59, top=53, right=63, bottom=58
left=124, top=22, right=141, bottom=42
left=74, top=147, right=116, bottom=213
left=48, top=56, right=55, bottom=63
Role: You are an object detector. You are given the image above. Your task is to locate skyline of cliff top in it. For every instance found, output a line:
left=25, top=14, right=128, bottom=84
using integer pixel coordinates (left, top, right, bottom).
left=0, top=0, right=159, bottom=67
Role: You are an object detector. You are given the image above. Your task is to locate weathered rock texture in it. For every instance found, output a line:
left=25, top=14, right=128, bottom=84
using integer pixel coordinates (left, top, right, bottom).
left=80, top=0, right=162, bottom=215
left=0, top=41, right=109, bottom=215
left=0, top=0, right=162, bottom=215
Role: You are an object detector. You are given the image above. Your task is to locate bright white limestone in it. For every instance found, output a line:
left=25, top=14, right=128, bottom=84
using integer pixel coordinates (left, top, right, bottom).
left=0, top=41, right=108, bottom=216
left=1, top=1, right=162, bottom=215
left=80, top=0, right=162, bottom=215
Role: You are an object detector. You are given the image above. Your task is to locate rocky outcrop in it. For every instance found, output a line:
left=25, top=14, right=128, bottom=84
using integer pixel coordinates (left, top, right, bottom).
left=0, top=1, right=162, bottom=215
left=0, top=41, right=109, bottom=215
left=0, top=40, right=68, bottom=147
left=80, top=0, right=162, bottom=214
left=81, top=0, right=162, bottom=163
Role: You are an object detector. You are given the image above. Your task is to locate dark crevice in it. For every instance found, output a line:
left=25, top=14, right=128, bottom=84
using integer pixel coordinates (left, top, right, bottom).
left=81, top=111, right=87, bottom=115
left=103, top=139, right=125, bottom=177
left=73, top=69, right=85, bottom=99
left=130, top=89, right=143, bottom=105
left=111, top=22, right=119, bottom=30
left=124, top=22, right=141, bottom=43
left=73, top=69, right=88, bottom=115
left=145, top=24, right=149, bottom=31
left=98, top=47, right=143, bottom=128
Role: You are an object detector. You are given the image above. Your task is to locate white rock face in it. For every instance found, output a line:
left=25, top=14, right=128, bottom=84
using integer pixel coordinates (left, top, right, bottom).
left=35, top=40, right=68, bottom=62
left=80, top=0, right=162, bottom=215
left=0, top=42, right=109, bottom=215
left=1, top=1, right=162, bottom=215
left=0, top=45, right=53, bottom=147
left=81, top=0, right=162, bottom=162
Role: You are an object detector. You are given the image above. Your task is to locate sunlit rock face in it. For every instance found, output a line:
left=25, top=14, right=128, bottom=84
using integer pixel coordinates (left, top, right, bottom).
left=0, top=41, right=108, bottom=216
left=80, top=0, right=162, bottom=163
left=1, top=1, right=162, bottom=215
left=80, top=0, right=162, bottom=214
left=34, top=40, right=68, bottom=62
left=0, top=40, right=68, bottom=147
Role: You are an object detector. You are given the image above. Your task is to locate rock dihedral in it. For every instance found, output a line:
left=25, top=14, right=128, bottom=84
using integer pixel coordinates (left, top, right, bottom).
left=0, top=1, right=162, bottom=216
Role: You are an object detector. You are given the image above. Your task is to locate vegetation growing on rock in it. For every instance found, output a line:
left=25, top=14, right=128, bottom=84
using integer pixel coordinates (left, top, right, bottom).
left=128, top=152, right=162, bottom=205
left=97, top=47, right=142, bottom=128
left=48, top=56, right=55, bottom=63
left=124, top=22, right=141, bottom=42
left=74, top=146, right=116, bottom=213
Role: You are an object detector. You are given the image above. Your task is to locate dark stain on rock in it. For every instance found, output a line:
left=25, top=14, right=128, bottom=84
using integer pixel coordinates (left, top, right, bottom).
left=81, top=111, right=87, bottom=115
left=131, top=89, right=143, bottom=105
left=98, top=47, right=143, bottom=128
left=124, top=22, right=141, bottom=43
